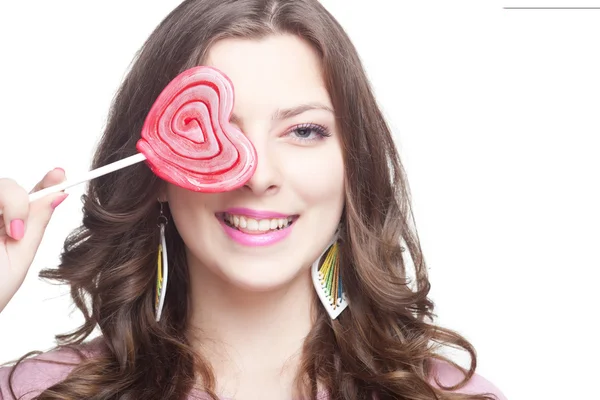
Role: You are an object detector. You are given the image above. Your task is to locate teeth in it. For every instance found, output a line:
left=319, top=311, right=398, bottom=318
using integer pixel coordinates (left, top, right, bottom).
left=258, top=219, right=270, bottom=231
left=247, top=218, right=259, bottom=230
left=224, top=213, right=293, bottom=232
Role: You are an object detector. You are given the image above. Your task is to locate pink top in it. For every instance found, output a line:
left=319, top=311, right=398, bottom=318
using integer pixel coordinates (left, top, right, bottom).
left=0, top=339, right=507, bottom=400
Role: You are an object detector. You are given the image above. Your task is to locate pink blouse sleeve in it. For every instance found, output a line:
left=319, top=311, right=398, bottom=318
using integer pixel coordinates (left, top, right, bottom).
left=0, top=345, right=88, bottom=400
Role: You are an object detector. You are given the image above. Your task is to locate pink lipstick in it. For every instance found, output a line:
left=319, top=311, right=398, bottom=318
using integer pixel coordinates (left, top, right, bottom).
left=217, top=209, right=297, bottom=246
left=224, top=207, right=289, bottom=219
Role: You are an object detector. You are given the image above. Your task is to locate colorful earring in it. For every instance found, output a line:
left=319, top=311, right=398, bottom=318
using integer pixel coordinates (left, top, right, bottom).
left=311, top=232, right=348, bottom=319
left=155, top=202, right=169, bottom=322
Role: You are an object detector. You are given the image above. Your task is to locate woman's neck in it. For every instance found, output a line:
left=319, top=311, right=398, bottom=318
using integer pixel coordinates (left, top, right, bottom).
left=186, top=258, right=316, bottom=398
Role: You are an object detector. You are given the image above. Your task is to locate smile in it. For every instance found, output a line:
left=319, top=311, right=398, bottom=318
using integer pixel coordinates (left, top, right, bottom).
left=216, top=210, right=298, bottom=246
left=223, top=213, right=293, bottom=233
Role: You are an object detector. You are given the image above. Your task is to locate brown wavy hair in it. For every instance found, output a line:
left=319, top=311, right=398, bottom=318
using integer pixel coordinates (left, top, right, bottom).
left=8, top=1, right=500, bottom=399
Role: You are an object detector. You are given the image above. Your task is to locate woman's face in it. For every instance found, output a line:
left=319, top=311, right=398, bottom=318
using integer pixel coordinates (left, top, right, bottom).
left=166, top=34, right=345, bottom=291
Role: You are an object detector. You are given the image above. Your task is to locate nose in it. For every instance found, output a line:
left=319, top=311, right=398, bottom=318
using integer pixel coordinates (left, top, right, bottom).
left=241, top=135, right=281, bottom=196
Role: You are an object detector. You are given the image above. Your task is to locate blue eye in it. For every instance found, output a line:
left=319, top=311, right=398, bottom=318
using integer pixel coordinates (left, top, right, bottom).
left=288, top=123, right=331, bottom=142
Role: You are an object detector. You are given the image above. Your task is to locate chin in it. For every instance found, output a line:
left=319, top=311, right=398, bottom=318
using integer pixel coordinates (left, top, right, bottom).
left=216, top=258, right=308, bottom=292
left=184, top=246, right=311, bottom=293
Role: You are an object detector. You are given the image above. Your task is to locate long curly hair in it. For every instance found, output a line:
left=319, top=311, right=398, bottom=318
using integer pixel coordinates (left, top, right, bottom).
left=8, top=1, right=499, bottom=399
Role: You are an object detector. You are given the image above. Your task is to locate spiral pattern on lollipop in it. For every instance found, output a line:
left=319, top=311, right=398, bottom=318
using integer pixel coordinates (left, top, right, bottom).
left=136, top=66, right=257, bottom=192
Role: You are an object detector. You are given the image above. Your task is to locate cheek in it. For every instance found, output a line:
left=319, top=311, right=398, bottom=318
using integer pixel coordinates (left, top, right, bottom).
left=282, top=143, right=345, bottom=207
left=165, top=185, right=214, bottom=230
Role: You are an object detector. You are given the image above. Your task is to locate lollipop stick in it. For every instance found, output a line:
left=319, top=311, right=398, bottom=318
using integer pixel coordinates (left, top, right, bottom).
left=29, top=153, right=147, bottom=202
left=0, top=153, right=147, bottom=217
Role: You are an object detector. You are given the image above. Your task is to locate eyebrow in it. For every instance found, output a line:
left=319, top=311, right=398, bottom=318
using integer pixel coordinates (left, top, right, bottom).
left=230, top=102, right=334, bottom=125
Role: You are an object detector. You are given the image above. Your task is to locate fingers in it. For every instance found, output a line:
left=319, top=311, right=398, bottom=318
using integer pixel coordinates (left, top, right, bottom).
left=0, top=168, right=68, bottom=240
left=30, top=168, right=66, bottom=194
left=0, top=178, right=29, bottom=240
left=20, top=191, right=69, bottom=253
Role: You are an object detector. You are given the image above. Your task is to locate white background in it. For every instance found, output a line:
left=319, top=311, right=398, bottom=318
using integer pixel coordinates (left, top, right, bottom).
left=1, top=1, right=599, bottom=399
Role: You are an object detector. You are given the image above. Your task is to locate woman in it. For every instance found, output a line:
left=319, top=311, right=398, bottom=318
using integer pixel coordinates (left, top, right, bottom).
left=0, top=1, right=507, bottom=399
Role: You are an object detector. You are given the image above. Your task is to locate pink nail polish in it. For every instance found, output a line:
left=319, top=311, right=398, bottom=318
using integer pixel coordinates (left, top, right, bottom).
left=51, top=193, right=69, bottom=209
left=10, top=219, right=25, bottom=240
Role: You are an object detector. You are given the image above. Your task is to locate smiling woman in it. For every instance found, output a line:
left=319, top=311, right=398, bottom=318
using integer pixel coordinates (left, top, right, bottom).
left=167, top=35, right=345, bottom=295
left=0, top=1, right=506, bottom=400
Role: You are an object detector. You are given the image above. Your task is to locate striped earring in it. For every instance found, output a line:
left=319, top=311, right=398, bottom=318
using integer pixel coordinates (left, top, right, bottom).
left=311, top=231, right=348, bottom=319
left=155, top=202, right=169, bottom=322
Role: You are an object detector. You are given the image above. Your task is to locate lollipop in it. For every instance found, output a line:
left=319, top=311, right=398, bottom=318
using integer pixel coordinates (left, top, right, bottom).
left=137, top=66, right=256, bottom=192
left=22, top=66, right=257, bottom=203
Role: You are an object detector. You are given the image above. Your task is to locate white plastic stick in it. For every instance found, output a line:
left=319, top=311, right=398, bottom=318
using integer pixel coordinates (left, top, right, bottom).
left=1, top=153, right=147, bottom=216
left=0, top=153, right=148, bottom=220
left=1, top=153, right=148, bottom=217
left=29, top=153, right=147, bottom=202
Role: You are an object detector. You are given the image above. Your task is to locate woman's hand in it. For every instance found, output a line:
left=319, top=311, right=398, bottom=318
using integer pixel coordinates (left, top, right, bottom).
left=0, top=169, right=68, bottom=313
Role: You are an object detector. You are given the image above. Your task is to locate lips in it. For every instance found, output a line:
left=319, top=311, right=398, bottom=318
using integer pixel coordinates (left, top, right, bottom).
left=224, top=207, right=290, bottom=219
left=222, top=213, right=293, bottom=233
left=216, top=209, right=298, bottom=246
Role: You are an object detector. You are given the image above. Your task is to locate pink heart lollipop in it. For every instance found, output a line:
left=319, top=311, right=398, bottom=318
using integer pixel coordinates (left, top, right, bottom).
left=136, top=66, right=257, bottom=192
left=18, top=66, right=257, bottom=208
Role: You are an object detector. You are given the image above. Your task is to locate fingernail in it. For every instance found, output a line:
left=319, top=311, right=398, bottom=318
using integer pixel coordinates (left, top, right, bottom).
left=53, top=167, right=65, bottom=174
left=51, top=193, right=69, bottom=209
left=10, top=219, right=25, bottom=240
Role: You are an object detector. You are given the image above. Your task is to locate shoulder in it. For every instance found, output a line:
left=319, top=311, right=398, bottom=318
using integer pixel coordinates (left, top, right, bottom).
left=428, top=359, right=508, bottom=400
left=0, top=338, right=104, bottom=400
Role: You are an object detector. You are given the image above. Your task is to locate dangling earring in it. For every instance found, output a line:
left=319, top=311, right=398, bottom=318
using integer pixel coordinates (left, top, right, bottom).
left=155, top=202, right=169, bottom=322
left=311, top=231, right=348, bottom=319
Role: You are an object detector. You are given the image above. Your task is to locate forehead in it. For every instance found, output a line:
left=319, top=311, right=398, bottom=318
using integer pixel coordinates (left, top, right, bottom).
left=204, top=34, right=332, bottom=113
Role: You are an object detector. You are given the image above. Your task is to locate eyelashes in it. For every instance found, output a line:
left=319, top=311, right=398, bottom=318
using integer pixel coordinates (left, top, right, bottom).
left=286, top=123, right=332, bottom=143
